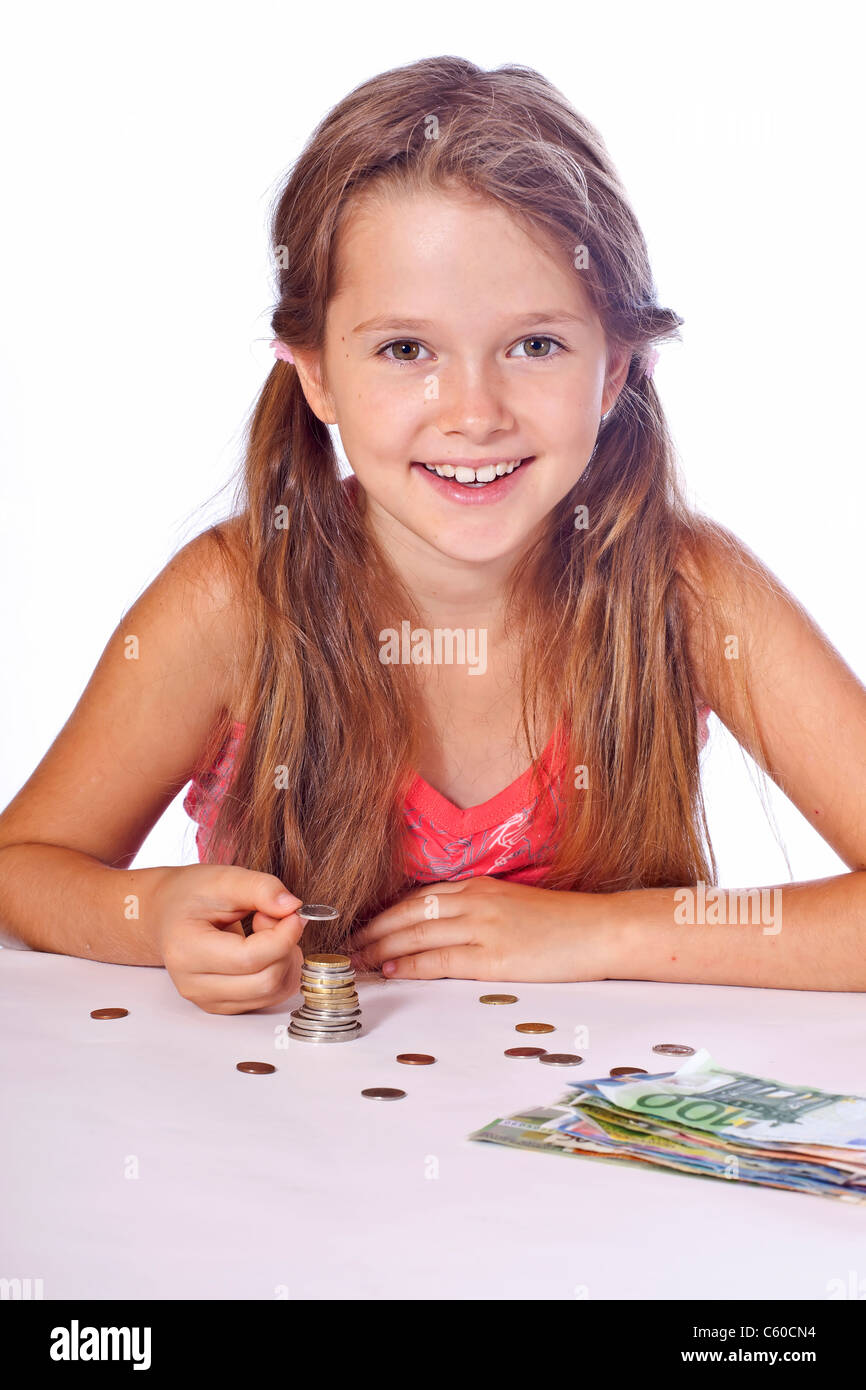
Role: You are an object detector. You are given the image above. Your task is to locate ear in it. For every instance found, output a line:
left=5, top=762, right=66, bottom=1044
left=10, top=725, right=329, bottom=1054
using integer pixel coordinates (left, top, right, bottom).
left=601, top=343, right=632, bottom=416
left=289, top=346, right=338, bottom=426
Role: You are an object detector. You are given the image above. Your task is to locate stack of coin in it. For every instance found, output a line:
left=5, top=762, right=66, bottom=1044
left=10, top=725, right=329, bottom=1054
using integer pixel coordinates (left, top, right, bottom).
left=288, top=911, right=362, bottom=1043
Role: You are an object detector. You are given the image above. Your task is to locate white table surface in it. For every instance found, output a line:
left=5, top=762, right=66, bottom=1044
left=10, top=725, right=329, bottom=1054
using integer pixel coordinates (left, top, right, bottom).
left=2, top=946, right=864, bottom=1300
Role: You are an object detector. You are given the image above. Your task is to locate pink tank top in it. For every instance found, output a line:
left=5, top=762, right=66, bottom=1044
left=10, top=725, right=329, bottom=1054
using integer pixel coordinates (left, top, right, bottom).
left=184, top=708, right=710, bottom=882
left=182, top=475, right=711, bottom=883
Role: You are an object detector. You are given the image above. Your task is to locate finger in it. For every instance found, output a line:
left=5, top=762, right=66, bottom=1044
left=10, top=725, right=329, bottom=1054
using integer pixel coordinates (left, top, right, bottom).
left=187, top=911, right=305, bottom=976
left=196, top=870, right=303, bottom=933
left=383, top=945, right=484, bottom=980
left=188, top=950, right=300, bottom=1005
left=352, top=882, right=469, bottom=949
left=353, top=918, right=473, bottom=969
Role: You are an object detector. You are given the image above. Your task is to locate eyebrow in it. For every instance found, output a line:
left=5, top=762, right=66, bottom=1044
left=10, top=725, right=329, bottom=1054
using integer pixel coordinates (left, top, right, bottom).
left=352, top=310, right=590, bottom=334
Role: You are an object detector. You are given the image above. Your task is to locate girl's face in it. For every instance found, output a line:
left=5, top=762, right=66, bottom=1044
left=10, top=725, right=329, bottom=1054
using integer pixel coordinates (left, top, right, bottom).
left=294, top=185, right=629, bottom=569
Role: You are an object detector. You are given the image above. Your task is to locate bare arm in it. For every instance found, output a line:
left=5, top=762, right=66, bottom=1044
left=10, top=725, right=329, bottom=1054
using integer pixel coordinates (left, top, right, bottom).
left=606, top=871, right=866, bottom=991
left=0, top=847, right=172, bottom=966
left=604, top=528, right=866, bottom=990
left=0, top=520, right=252, bottom=961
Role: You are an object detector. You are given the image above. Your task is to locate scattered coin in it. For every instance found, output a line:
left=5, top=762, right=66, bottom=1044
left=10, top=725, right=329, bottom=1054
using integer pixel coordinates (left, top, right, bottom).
left=610, top=1066, right=649, bottom=1077
left=396, top=1054, right=436, bottom=1065
left=361, top=1087, right=406, bottom=1100
left=504, top=1047, right=547, bottom=1059
left=90, top=1008, right=128, bottom=1020
left=539, top=1053, right=584, bottom=1066
left=652, top=1044, right=696, bottom=1057
left=236, top=1062, right=276, bottom=1074
left=515, top=1022, right=555, bottom=1034
left=479, top=994, right=518, bottom=1005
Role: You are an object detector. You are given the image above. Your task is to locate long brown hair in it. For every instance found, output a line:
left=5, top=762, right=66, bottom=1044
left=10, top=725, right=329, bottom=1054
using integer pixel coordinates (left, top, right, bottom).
left=198, top=55, right=784, bottom=955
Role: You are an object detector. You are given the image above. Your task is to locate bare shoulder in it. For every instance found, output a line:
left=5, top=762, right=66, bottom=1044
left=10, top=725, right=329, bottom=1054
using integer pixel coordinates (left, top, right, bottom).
left=0, top=513, right=258, bottom=865
left=674, top=518, right=866, bottom=870
left=673, top=519, right=776, bottom=703
left=160, top=514, right=256, bottom=720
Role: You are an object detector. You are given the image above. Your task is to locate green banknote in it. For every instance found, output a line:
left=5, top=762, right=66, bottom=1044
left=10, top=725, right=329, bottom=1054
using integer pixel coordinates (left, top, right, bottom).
left=468, top=1050, right=866, bottom=1202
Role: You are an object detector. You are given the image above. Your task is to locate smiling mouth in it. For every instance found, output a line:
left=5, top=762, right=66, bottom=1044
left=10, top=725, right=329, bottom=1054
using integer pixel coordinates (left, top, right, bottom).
left=413, top=457, right=534, bottom=487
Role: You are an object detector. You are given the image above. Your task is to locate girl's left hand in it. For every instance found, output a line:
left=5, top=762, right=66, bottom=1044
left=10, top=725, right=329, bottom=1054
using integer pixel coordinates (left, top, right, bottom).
left=348, top=875, right=618, bottom=982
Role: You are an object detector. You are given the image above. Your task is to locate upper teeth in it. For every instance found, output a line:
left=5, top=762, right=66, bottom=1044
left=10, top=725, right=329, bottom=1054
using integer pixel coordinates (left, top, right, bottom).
left=422, top=459, right=524, bottom=482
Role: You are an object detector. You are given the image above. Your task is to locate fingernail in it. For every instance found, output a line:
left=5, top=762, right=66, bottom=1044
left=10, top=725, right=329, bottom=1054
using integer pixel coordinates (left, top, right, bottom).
left=276, top=892, right=293, bottom=907
left=382, top=960, right=396, bottom=974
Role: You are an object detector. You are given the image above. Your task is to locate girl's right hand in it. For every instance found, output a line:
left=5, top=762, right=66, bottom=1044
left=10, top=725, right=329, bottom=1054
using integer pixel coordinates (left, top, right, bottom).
left=153, top=865, right=306, bottom=1014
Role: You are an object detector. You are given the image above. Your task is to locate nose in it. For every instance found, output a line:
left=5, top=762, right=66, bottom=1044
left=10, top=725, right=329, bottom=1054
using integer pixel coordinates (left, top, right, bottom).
left=432, top=359, right=516, bottom=439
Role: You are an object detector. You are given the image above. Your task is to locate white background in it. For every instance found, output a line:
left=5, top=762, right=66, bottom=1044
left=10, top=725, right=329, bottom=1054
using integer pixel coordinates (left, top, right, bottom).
left=1, top=0, right=862, bottom=888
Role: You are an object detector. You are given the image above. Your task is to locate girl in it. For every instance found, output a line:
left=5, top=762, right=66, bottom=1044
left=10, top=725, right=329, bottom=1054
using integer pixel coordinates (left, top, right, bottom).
left=2, top=56, right=865, bottom=1007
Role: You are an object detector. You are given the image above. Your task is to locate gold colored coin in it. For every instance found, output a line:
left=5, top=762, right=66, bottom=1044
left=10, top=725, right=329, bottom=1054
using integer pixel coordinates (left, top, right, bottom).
left=302, top=998, right=360, bottom=1011
left=304, top=953, right=351, bottom=968
left=302, top=984, right=357, bottom=996
left=515, top=1022, right=555, bottom=1034
left=479, top=994, right=518, bottom=1005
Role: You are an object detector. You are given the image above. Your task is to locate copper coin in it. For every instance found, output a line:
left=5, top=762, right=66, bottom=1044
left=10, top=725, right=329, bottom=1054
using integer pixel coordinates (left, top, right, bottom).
left=610, top=1066, right=649, bottom=1077
left=539, top=1053, right=584, bottom=1066
left=361, top=1087, right=406, bottom=1100
left=515, top=1022, right=555, bottom=1034
left=396, top=1053, right=436, bottom=1065
left=236, top=1061, right=276, bottom=1074
left=90, top=1008, right=128, bottom=1020
left=504, top=1047, right=547, bottom=1059
left=479, top=994, right=518, bottom=1005
left=652, top=1044, right=696, bottom=1056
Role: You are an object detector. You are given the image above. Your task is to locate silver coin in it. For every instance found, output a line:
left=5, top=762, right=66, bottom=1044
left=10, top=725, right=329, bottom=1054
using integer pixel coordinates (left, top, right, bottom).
left=298, top=1012, right=360, bottom=1024
left=289, top=1011, right=361, bottom=1034
left=361, top=1087, right=405, bottom=1100
left=539, top=1053, right=584, bottom=1066
left=291, top=1007, right=361, bottom=1023
left=301, top=965, right=355, bottom=977
left=289, top=1025, right=362, bottom=1044
left=289, top=1028, right=361, bottom=1041
left=290, top=1012, right=361, bottom=1028
left=289, top=1016, right=361, bottom=1033
left=301, top=975, right=356, bottom=987
left=297, top=906, right=341, bottom=921
left=651, top=1043, right=696, bottom=1057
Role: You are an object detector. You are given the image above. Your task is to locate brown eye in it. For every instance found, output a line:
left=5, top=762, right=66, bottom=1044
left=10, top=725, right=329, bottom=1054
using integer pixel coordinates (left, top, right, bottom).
left=382, top=340, right=422, bottom=362
left=521, top=336, right=552, bottom=357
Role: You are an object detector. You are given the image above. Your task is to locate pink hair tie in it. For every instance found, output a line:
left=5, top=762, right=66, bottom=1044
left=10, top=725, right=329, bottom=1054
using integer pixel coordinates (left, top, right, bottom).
left=644, top=347, right=660, bottom=378
left=270, top=339, right=295, bottom=364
